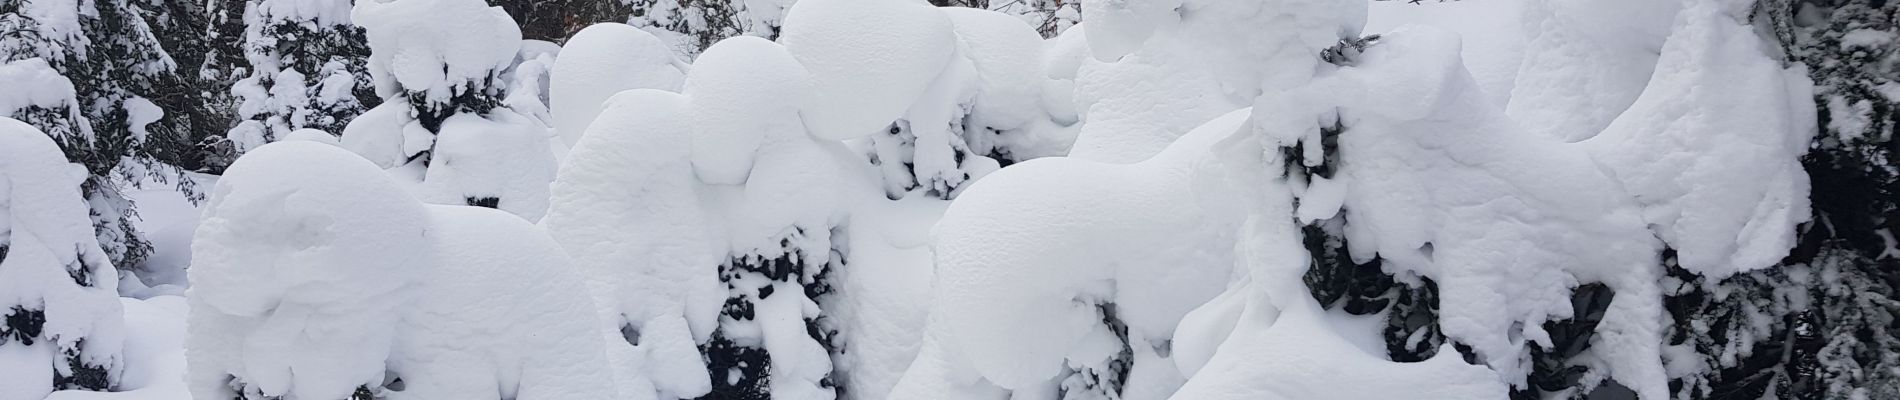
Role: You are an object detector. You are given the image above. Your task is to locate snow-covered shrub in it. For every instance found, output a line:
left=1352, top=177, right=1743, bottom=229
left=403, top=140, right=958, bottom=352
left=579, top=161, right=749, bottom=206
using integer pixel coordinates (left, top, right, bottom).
left=189, top=141, right=620, bottom=399
left=0, top=117, right=126, bottom=400
left=340, top=0, right=556, bottom=221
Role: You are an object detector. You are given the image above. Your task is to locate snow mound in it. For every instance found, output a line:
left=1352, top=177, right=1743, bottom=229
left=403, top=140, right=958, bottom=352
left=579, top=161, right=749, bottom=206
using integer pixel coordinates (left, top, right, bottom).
left=551, top=23, right=686, bottom=147
left=778, top=0, right=956, bottom=140
left=1582, top=0, right=1814, bottom=278
left=684, top=36, right=811, bottom=185
left=187, top=141, right=430, bottom=400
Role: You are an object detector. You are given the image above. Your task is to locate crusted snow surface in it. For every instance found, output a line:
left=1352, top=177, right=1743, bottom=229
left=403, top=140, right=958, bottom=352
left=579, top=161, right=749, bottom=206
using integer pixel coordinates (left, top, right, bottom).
left=778, top=0, right=957, bottom=140
left=683, top=37, right=811, bottom=185
left=1506, top=0, right=1681, bottom=142
left=551, top=24, right=686, bottom=147
left=1582, top=0, right=1815, bottom=279
left=542, top=89, right=722, bottom=400
left=1068, top=0, right=1366, bottom=162
left=892, top=109, right=1254, bottom=397
left=352, top=0, right=521, bottom=103
left=186, top=141, right=431, bottom=400
left=0, top=118, right=126, bottom=400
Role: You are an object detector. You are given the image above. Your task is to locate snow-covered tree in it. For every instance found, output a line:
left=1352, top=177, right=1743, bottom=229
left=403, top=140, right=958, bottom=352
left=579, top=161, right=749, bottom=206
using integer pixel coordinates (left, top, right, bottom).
left=627, top=0, right=788, bottom=57
left=217, top=0, right=378, bottom=163
left=988, top=0, right=1077, bottom=38
left=340, top=0, right=556, bottom=222
left=2, top=0, right=205, bottom=272
left=1654, top=1, right=1900, bottom=399
left=0, top=117, right=126, bottom=400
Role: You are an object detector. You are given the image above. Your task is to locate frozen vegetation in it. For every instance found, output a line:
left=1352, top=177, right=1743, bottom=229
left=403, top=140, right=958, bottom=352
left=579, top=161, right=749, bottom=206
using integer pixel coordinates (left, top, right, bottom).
left=3, top=0, right=1898, bottom=399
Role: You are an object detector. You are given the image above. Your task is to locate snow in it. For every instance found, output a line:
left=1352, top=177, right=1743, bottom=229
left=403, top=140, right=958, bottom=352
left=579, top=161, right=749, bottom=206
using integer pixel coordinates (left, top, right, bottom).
left=943, top=8, right=1049, bottom=134
left=551, top=23, right=686, bottom=148
left=1316, top=26, right=1669, bottom=395
left=1169, top=296, right=1508, bottom=399
left=190, top=141, right=623, bottom=399
left=187, top=141, right=431, bottom=400
left=683, top=36, right=811, bottom=185
left=1582, top=0, right=1815, bottom=278
left=542, top=88, right=721, bottom=399
left=0, top=59, right=80, bottom=122
left=352, top=0, right=522, bottom=103
left=122, top=98, right=161, bottom=145
left=394, top=205, right=619, bottom=400
left=15, top=1, right=1840, bottom=399
left=45, top=296, right=190, bottom=400
left=777, top=0, right=957, bottom=140
left=338, top=97, right=427, bottom=168
left=1506, top=0, right=1681, bottom=141
left=1067, top=0, right=1365, bottom=162
left=0, top=117, right=126, bottom=400
left=893, top=108, right=1252, bottom=395
left=831, top=192, right=948, bottom=400
left=419, top=110, right=558, bottom=222
left=1078, top=0, right=1180, bottom=61
left=1365, top=0, right=1526, bottom=106
left=257, top=0, right=354, bottom=25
